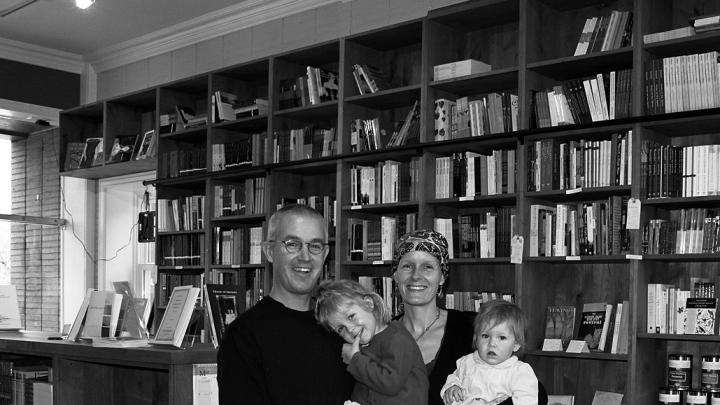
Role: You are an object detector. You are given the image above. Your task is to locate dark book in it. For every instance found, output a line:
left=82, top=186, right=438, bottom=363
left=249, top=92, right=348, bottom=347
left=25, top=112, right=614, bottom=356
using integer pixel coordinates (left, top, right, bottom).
left=204, top=283, right=245, bottom=348
left=64, top=142, right=86, bottom=171
left=579, top=302, right=609, bottom=350
left=79, top=137, right=103, bottom=168
left=107, top=134, right=138, bottom=163
left=545, top=305, right=576, bottom=348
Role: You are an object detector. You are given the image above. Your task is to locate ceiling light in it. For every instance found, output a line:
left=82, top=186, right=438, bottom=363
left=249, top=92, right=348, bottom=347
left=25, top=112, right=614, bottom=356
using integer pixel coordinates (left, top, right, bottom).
left=75, top=0, right=94, bottom=9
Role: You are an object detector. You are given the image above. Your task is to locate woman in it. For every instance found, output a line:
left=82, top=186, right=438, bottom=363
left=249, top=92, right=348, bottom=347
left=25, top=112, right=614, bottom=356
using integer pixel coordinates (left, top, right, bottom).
left=392, top=229, right=547, bottom=405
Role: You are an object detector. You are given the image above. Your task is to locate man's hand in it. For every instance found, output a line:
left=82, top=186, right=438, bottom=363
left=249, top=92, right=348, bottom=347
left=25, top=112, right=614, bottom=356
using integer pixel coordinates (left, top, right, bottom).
left=443, top=385, right=465, bottom=405
left=341, top=328, right=362, bottom=364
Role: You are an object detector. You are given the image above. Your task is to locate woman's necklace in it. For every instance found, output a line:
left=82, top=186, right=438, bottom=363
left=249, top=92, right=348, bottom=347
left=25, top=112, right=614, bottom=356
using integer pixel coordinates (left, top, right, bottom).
left=413, top=310, right=440, bottom=342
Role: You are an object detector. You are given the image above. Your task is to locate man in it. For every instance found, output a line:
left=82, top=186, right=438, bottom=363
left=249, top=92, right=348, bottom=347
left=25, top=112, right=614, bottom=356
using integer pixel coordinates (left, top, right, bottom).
left=218, top=204, right=353, bottom=405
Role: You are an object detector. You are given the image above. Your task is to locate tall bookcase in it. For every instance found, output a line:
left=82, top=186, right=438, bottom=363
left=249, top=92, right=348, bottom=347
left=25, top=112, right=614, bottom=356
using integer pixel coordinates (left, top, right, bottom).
left=59, top=0, right=720, bottom=403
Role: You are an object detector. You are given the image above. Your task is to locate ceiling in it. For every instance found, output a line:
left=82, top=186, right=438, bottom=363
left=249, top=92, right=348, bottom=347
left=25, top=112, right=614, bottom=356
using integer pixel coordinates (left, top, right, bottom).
left=0, top=0, right=245, bottom=55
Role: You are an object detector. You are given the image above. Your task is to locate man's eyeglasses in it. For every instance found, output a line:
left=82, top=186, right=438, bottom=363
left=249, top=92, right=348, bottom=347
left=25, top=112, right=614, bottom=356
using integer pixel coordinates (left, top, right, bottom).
left=270, top=239, right=328, bottom=255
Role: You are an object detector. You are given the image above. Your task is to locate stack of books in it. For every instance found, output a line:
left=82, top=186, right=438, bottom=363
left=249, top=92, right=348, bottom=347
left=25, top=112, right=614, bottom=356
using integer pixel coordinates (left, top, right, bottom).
left=691, top=14, right=720, bottom=33
left=643, top=26, right=695, bottom=44
left=433, top=59, right=491, bottom=81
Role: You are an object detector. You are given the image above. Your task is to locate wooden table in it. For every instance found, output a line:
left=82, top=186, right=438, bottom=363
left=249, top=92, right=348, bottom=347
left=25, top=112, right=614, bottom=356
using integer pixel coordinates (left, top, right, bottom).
left=0, top=331, right=217, bottom=405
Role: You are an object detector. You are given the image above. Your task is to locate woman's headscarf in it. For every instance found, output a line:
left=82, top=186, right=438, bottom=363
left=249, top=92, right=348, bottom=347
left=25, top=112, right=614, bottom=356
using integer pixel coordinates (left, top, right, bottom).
left=392, top=229, right=450, bottom=280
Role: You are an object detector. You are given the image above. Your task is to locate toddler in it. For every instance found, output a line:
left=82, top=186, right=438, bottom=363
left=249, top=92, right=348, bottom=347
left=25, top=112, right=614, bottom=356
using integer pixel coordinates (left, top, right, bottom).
left=315, top=279, right=428, bottom=405
left=441, top=300, right=538, bottom=405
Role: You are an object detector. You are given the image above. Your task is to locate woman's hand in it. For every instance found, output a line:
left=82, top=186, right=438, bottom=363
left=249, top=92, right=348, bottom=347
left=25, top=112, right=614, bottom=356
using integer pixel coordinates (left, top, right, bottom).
left=443, top=385, right=465, bottom=405
left=341, top=328, right=362, bottom=364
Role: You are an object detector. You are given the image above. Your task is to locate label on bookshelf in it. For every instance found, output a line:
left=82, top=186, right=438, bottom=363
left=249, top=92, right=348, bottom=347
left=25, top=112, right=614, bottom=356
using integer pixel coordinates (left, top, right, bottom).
left=566, top=188, right=582, bottom=194
left=625, top=254, right=642, bottom=260
left=566, top=256, right=581, bottom=261
left=566, top=340, right=590, bottom=353
left=372, top=260, right=384, bottom=265
left=351, top=205, right=362, bottom=210
left=174, top=266, right=183, bottom=270
left=231, top=265, right=241, bottom=268
left=459, top=196, right=474, bottom=201
left=626, top=198, right=641, bottom=230
left=510, top=235, right=524, bottom=264
left=542, top=338, right=564, bottom=351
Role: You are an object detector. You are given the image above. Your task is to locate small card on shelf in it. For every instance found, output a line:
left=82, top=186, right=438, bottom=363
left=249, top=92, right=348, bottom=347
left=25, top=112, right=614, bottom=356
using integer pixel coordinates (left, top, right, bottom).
left=566, top=340, right=590, bottom=353
left=542, top=338, right=564, bottom=351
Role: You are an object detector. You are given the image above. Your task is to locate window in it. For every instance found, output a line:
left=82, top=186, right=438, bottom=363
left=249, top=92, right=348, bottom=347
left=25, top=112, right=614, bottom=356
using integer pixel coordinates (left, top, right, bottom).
left=0, top=139, right=9, bottom=284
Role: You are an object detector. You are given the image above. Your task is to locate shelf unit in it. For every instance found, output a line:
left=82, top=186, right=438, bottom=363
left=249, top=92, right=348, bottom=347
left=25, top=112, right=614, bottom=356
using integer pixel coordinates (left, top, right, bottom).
left=58, top=0, right=720, bottom=402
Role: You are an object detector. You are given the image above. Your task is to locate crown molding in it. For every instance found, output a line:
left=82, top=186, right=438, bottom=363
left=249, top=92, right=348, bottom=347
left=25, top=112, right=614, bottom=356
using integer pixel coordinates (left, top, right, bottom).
left=0, top=37, right=85, bottom=74
left=87, top=0, right=340, bottom=73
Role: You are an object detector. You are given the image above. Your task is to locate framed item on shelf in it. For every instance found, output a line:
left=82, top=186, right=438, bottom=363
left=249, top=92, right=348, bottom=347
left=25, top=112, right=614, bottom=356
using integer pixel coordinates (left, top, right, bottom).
left=135, top=129, right=157, bottom=160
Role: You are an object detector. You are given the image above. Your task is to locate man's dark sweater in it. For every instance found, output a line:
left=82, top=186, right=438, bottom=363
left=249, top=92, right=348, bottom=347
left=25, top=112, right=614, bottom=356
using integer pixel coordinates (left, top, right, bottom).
left=217, top=296, right=353, bottom=405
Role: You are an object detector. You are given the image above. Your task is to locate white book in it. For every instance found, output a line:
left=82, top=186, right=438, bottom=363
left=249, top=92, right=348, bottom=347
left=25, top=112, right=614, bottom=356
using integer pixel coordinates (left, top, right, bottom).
left=598, top=304, right=613, bottom=351
left=466, top=151, right=480, bottom=197
left=583, top=79, right=600, bottom=121
left=647, top=283, right=657, bottom=333
left=381, top=216, right=397, bottom=261
left=610, top=302, right=623, bottom=353
left=574, top=17, right=592, bottom=56
left=152, top=285, right=201, bottom=348
left=592, top=76, right=609, bottom=121
left=609, top=71, right=616, bottom=120
left=663, top=58, right=672, bottom=113
left=486, top=212, right=496, bottom=258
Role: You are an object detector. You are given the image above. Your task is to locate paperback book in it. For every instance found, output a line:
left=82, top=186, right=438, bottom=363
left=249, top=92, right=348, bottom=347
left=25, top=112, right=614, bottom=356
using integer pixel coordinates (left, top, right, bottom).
left=578, top=302, right=609, bottom=350
left=544, top=305, right=576, bottom=348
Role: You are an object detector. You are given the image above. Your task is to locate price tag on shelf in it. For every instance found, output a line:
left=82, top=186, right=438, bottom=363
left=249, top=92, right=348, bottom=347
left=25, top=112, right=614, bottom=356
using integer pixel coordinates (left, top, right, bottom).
left=566, top=340, right=590, bottom=353
left=371, top=260, right=384, bottom=265
left=625, top=254, right=643, bottom=260
left=174, top=266, right=183, bottom=270
left=510, top=235, right=524, bottom=264
left=459, top=196, right=474, bottom=201
left=231, top=264, right=241, bottom=268
left=566, top=188, right=582, bottom=194
left=351, top=205, right=362, bottom=210
left=541, top=338, right=564, bottom=352
left=565, top=256, right=581, bottom=261
left=626, top=198, right=641, bottom=229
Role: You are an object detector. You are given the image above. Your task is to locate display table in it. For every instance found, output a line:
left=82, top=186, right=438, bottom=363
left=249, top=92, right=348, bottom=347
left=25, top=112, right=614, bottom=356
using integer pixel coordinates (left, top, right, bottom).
left=0, top=331, right=217, bottom=405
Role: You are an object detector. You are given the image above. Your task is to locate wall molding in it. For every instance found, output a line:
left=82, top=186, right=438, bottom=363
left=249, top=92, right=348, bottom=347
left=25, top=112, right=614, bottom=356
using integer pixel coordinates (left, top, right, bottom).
left=0, top=37, right=85, bottom=74
left=87, top=0, right=340, bottom=73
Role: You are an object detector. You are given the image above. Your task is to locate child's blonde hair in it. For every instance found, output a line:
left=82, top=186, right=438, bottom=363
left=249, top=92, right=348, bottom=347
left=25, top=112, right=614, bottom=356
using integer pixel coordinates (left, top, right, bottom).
left=473, top=299, right=527, bottom=350
left=315, top=279, right=389, bottom=331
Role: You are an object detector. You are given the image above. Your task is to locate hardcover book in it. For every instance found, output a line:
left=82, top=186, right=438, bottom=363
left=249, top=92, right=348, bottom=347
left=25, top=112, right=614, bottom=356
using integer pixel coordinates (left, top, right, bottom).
left=107, top=134, right=138, bottom=163
left=685, top=297, right=717, bottom=335
left=64, top=142, right=86, bottom=171
left=544, top=305, right=576, bottom=348
left=578, top=302, right=608, bottom=350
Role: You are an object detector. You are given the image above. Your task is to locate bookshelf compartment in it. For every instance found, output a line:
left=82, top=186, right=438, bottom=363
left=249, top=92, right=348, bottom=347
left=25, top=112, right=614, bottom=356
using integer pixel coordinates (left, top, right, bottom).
left=343, top=100, right=420, bottom=154
left=210, top=60, right=269, bottom=126
left=345, top=20, right=423, bottom=97
left=273, top=42, right=340, bottom=112
left=527, top=0, right=634, bottom=63
left=159, top=77, right=209, bottom=135
left=427, top=0, right=519, bottom=73
left=443, top=263, right=517, bottom=309
left=527, top=357, right=628, bottom=404
left=642, top=0, right=720, bottom=47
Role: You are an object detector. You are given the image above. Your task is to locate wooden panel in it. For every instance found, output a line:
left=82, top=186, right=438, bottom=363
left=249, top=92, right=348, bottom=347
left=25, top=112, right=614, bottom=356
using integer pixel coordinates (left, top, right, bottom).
left=350, top=0, right=390, bottom=34
left=316, top=2, right=352, bottom=43
left=125, top=60, right=150, bottom=93
left=223, top=28, right=253, bottom=67
left=196, top=37, right=225, bottom=75
left=282, top=8, right=317, bottom=51
left=147, top=53, right=174, bottom=88
left=172, top=46, right=198, bottom=82
left=56, top=358, right=169, bottom=405
left=252, top=20, right=284, bottom=58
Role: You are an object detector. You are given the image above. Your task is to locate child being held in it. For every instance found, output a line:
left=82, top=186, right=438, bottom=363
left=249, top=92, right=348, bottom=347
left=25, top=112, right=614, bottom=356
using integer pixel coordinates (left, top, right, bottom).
left=315, top=279, right=428, bottom=405
left=441, top=300, right=538, bottom=405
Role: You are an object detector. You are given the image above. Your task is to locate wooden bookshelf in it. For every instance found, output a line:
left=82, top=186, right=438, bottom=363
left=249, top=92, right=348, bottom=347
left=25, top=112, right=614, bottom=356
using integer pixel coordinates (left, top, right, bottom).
left=58, top=0, right=720, bottom=402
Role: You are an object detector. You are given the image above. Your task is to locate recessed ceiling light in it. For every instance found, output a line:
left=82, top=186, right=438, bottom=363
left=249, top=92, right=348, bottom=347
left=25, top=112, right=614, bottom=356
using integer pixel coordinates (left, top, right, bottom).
left=75, top=0, right=94, bottom=10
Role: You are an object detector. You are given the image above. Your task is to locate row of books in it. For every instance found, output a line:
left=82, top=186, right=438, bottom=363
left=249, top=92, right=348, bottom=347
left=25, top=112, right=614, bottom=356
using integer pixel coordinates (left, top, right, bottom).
left=158, top=146, right=207, bottom=179
left=533, top=69, right=632, bottom=128
left=543, top=303, right=628, bottom=354
left=175, top=105, right=208, bottom=130
left=208, top=268, right=265, bottom=311
left=645, top=51, right=720, bottom=115
left=529, top=197, right=632, bottom=257
left=445, top=291, right=515, bottom=312
left=213, top=226, right=263, bottom=265
left=347, top=214, right=417, bottom=262
left=527, top=132, right=632, bottom=192
left=433, top=59, right=492, bottom=82
left=351, top=64, right=393, bottom=94
left=435, top=150, right=517, bottom=199
left=647, top=280, right=717, bottom=335
left=642, top=208, right=720, bottom=255
left=436, top=209, right=517, bottom=259
left=211, top=134, right=266, bottom=171
left=573, top=10, right=633, bottom=56
left=157, top=195, right=205, bottom=232
left=276, top=195, right=336, bottom=237
left=212, top=91, right=268, bottom=123
left=278, top=66, right=339, bottom=109
left=434, top=92, right=518, bottom=141
left=157, top=273, right=203, bottom=308
left=349, top=158, right=421, bottom=206
left=358, top=276, right=401, bottom=317
left=642, top=143, right=720, bottom=199
left=269, top=127, right=336, bottom=164
left=0, top=358, right=51, bottom=405
left=349, top=102, right=420, bottom=152
left=157, top=234, right=205, bottom=266
left=213, top=179, right=266, bottom=218
left=64, top=130, right=157, bottom=171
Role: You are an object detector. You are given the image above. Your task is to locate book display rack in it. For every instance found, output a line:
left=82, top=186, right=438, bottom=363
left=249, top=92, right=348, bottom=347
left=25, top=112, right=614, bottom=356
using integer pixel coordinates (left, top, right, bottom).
left=58, top=0, right=720, bottom=402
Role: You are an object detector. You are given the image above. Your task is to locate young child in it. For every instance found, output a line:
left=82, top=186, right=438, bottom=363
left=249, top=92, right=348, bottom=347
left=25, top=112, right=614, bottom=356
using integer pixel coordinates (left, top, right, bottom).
left=315, top=279, right=428, bottom=405
left=441, top=300, right=538, bottom=405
